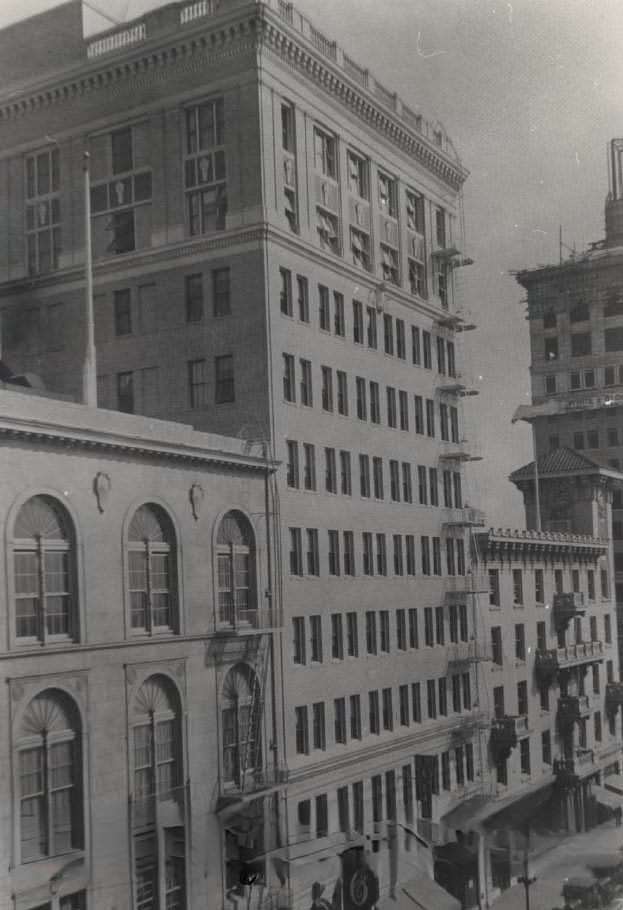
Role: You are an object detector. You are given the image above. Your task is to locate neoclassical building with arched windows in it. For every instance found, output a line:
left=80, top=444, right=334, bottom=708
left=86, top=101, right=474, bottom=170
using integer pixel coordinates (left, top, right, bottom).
left=0, top=389, right=285, bottom=910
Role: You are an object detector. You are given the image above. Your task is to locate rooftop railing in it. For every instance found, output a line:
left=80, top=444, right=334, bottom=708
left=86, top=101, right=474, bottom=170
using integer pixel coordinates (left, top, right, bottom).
left=87, top=23, right=146, bottom=58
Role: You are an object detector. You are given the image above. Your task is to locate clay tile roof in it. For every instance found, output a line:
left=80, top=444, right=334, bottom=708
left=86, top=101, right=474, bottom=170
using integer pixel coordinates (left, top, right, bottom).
left=509, top=446, right=615, bottom=482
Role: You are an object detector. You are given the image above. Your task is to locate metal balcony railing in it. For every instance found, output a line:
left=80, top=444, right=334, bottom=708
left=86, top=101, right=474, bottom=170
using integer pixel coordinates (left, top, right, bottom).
left=606, top=682, right=623, bottom=711
left=490, top=715, right=528, bottom=759
left=554, top=749, right=595, bottom=787
left=553, top=592, right=586, bottom=629
left=442, top=507, right=486, bottom=528
left=216, top=606, right=281, bottom=633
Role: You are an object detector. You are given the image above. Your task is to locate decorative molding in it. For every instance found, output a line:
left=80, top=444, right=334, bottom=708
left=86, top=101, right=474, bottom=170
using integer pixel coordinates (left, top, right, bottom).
left=93, top=471, right=112, bottom=513
left=189, top=482, right=205, bottom=520
left=0, top=4, right=466, bottom=191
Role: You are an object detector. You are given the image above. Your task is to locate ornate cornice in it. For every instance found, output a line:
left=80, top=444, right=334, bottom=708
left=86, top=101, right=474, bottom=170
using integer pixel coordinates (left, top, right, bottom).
left=0, top=2, right=467, bottom=193
left=477, top=527, right=608, bottom=564
left=258, top=11, right=467, bottom=191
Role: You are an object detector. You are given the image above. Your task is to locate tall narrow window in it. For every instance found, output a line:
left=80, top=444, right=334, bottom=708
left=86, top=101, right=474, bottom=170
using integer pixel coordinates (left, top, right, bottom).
left=184, top=99, right=227, bottom=235
left=216, top=511, right=255, bottom=627
left=188, top=359, right=208, bottom=408
left=133, top=675, right=182, bottom=817
left=26, top=146, right=62, bottom=274
left=18, top=689, right=83, bottom=861
left=14, top=496, right=77, bottom=643
left=128, top=505, right=178, bottom=633
left=213, top=267, right=231, bottom=317
left=215, top=354, right=235, bottom=403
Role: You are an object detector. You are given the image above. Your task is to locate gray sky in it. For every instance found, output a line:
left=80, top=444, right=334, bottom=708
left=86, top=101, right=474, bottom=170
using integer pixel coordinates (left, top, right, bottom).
left=3, top=0, right=623, bottom=526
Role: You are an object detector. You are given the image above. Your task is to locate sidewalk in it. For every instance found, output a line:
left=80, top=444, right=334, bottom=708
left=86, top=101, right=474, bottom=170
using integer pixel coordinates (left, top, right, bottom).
left=489, top=819, right=623, bottom=910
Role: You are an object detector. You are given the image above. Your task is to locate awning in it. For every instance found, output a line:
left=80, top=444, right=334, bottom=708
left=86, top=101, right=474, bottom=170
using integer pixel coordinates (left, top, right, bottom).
left=605, top=774, right=623, bottom=796
left=379, top=877, right=460, bottom=910
left=593, top=784, right=622, bottom=812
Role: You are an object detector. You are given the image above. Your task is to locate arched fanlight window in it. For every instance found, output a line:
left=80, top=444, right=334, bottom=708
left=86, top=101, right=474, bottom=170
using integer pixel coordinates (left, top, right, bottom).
left=221, top=664, right=261, bottom=786
left=128, top=504, right=177, bottom=634
left=216, top=511, right=255, bottom=627
left=18, top=689, right=83, bottom=862
left=14, top=495, right=76, bottom=642
left=132, top=675, right=182, bottom=809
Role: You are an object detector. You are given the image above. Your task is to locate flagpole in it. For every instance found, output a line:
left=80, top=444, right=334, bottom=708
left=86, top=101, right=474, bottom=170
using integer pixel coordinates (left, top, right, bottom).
left=82, top=151, right=97, bottom=407
left=532, top=422, right=542, bottom=532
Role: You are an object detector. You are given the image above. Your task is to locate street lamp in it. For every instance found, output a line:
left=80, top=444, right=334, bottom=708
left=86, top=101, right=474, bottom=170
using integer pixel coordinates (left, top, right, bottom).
left=517, top=826, right=537, bottom=910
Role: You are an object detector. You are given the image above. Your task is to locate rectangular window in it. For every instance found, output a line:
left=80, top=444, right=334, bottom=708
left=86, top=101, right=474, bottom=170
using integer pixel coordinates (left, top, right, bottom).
left=398, top=390, right=409, bottom=431
left=293, top=617, right=306, bottom=665
left=286, top=440, right=299, bottom=488
left=432, top=537, right=442, bottom=576
left=295, top=706, right=309, bottom=754
left=289, top=528, right=303, bottom=576
left=542, top=730, right=551, bottom=765
left=321, top=366, right=334, bottom=412
left=513, top=569, right=524, bottom=605
left=396, top=609, right=407, bottom=650
left=571, top=332, right=592, bottom=356
left=353, top=299, right=364, bottom=343
left=328, top=531, right=341, bottom=577
left=297, top=275, right=309, bottom=322
left=214, top=354, right=234, bottom=403
left=347, top=611, right=358, bottom=657
left=319, top=285, right=330, bottom=331
left=187, top=359, right=209, bottom=409
left=367, top=306, right=378, bottom=348
left=376, top=534, right=387, bottom=576
left=343, top=531, right=355, bottom=576
left=359, top=455, right=371, bottom=499
left=423, top=331, right=432, bottom=369
left=435, top=606, right=445, bottom=646
left=369, top=382, right=380, bottom=424
left=114, top=288, right=132, bottom=335
left=427, top=679, right=437, bottom=719
left=384, top=314, right=394, bottom=355
left=334, top=292, right=345, bottom=336
left=350, top=695, right=362, bottom=739
left=26, top=146, right=62, bottom=275
left=405, top=537, right=416, bottom=578
left=310, top=615, right=323, bottom=663
left=325, top=448, right=337, bottom=493
left=334, top=697, right=347, bottom=743
left=387, top=387, right=397, bottom=428
left=353, top=781, right=364, bottom=833
left=426, top=399, right=435, bottom=437
left=306, top=529, right=319, bottom=576
left=520, top=738, right=530, bottom=776
left=382, top=688, right=393, bottom=731
left=185, top=274, right=203, bottom=322
left=418, top=466, right=428, bottom=505
left=437, top=336, right=446, bottom=374
left=312, top=702, right=326, bottom=751
left=412, top=326, right=421, bottom=364
left=316, top=794, right=328, bottom=837
left=283, top=354, right=296, bottom=402
left=402, top=463, right=413, bottom=503
left=515, top=624, right=526, bottom=661
left=517, top=680, right=528, bottom=716
left=379, top=611, right=390, bottom=652
left=366, top=611, right=377, bottom=654
left=369, top=690, right=380, bottom=734
left=393, top=535, right=404, bottom=576
left=399, top=684, right=410, bottom=726
left=421, top=536, right=431, bottom=576
left=303, top=444, right=316, bottom=490
left=462, top=672, right=471, bottom=710
left=184, top=100, right=226, bottom=236
left=373, top=458, right=384, bottom=499
left=362, top=532, right=374, bottom=576
left=378, top=172, right=397, bottom=217
left=535, top=569, right=544, bottom=604
left=491, top=627, right=503, bottom=665
left=429, top=468, right=439, bottom=507
left=347, top=150, right=368, bottom=198
left=412, top=682, right=422, bottom=723
left=279, top=267, right=293, bottom=316
left=371, top=775, right=383, bottom=823
left=340, top=450, right=352, bottom=496
left=299, top=358, right=312, bottom=406
left=396, top=319, right=406, bottom=359
left=213, top=267, right=231, bottom=316
left=424, top=607, right=434, bottom=647
left=117, top=370, right=135, bottom=413
left=489, top=569, right=500, bottom=606
left=438, top=677, right=448, bottom=716
left=605, top=613, right=612, bottom=643
left=414, top=395, right=424, bottom=434
left=440, top=404, right=449, bottom=442
left=313, top=127, right=336, bottom=178
left=337, top=371, right=349, bottom=416
left=356, top=377, right=367, bottom=421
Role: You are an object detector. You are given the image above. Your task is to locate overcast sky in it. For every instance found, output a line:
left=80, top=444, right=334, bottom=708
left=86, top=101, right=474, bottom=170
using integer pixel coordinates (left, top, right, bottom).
left=3, top=0, right=623, bottom=526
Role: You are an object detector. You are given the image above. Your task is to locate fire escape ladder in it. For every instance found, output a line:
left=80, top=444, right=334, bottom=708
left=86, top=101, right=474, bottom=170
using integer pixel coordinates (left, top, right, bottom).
left=239, top=635, right=270, bottom=791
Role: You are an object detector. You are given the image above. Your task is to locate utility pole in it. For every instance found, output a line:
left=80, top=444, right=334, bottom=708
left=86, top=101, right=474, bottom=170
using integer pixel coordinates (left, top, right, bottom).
left=82, top=151, right=97, bottom=407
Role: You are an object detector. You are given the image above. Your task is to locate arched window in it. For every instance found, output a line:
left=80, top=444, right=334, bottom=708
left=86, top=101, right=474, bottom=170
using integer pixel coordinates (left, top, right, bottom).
left=18, top=689, right=83, bottom=862
left=132, top=676, right=182, bottom=811
left=13, top=495, right=77, bottom=642
left=221, top=664, right=261, bottom=786
left=128, top=505, right=177, bottom=634
left=216, top=511, right=255, bottom=627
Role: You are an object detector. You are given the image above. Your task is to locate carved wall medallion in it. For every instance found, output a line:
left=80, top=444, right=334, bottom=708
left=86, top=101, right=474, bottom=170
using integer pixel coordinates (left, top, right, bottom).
left=93, top=472, right=112, bottom=513
left=189, top=482, right=204, bottom=521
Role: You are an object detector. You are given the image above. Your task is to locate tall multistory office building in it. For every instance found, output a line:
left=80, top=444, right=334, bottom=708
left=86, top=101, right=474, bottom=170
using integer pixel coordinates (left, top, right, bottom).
left=0, top=1, right=513, bottom=909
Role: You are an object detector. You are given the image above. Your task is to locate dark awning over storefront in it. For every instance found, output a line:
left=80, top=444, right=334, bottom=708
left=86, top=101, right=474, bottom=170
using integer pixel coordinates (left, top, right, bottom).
left=379, top=877, right=460, bottom=910
left=592, top=784, right=622, bottom=812
left=605, top=774, right=623, bottom=796
left=442, top=779, right=555, bottom=833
